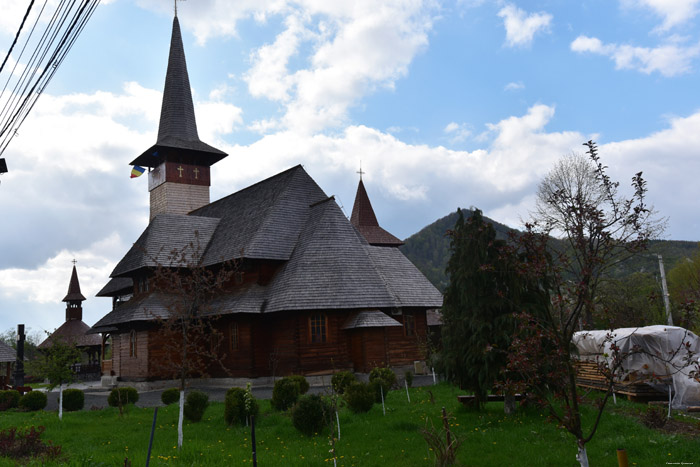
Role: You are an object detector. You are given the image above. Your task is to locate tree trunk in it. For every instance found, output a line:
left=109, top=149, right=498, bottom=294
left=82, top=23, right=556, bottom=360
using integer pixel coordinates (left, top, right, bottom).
left=576, top=439, right=589, bottom=467
left=178, top=390, right=184, bottom=449
left=504, top=392, right=516, bottom=414
left=58, top=383, right=63, bottom=421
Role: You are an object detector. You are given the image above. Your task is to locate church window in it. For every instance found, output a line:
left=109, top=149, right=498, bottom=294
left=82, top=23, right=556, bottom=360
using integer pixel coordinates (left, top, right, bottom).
left=229, top=322, right=239, bottom=351
left=404, top=314, right=415, bottom=337
left=129, top=330, right=137, bottom=357
left=309, top=313, right=327, bottom=344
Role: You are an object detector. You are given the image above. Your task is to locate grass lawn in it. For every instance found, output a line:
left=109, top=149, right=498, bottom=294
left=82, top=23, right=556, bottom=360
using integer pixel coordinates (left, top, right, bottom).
left=1, top=383, right=698, bottom=466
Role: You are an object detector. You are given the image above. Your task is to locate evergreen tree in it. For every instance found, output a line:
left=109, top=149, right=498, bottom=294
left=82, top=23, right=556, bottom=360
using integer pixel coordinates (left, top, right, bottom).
left=440, top=208, right=516, bottom=408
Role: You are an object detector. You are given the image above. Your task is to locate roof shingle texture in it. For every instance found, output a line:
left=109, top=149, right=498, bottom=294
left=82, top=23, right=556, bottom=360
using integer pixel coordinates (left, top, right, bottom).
left=38, top=320, right=101, bottom=349
left=63, top=265, right=86, bottom=302
left=131, top=17, right=225, bottom=167
left=92, top=165, right=443, bottom=330
left=0, top=340, right=16, bottom=363
left=111, top=214, right=220, bottom=277
left=350, top=180, right=403, bottom=246
left=342, top=311, right=402, bottom=329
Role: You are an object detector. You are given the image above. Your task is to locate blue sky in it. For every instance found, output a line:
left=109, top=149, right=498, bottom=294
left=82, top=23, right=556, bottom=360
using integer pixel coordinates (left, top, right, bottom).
left=1, top=0, right=699, bottom=335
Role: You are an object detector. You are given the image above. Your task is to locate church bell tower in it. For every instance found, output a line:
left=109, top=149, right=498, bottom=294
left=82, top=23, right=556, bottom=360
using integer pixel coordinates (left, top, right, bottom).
left=130, top=15, right=227, bottom=220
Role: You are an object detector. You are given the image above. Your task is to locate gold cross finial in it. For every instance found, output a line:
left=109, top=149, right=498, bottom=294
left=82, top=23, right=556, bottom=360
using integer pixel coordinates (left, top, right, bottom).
left=357, top=161, right=365, bottom=181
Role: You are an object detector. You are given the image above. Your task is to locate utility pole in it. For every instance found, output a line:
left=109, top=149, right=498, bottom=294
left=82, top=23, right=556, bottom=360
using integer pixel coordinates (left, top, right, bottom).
left=657, top=255, right=673, bottom=326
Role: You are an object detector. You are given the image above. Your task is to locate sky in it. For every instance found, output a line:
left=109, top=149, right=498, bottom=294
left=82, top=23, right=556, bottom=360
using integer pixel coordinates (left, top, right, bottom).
left=1, top=0, right=699, bottom=335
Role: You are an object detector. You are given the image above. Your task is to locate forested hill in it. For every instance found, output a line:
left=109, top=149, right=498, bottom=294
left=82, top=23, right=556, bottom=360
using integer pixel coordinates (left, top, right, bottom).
left=400, top=209, right=699, bottom=292
left=399, top=209, right=513, bottom=291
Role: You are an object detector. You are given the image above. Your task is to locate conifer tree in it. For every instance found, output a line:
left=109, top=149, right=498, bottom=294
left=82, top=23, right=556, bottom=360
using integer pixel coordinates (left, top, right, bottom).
left=440, top=208, right=516, bottom=408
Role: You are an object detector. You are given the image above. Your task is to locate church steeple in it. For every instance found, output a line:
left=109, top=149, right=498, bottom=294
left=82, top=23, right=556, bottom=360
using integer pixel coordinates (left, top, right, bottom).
left=130, top=15, right=228, bottom=221
left=63, top=263, right=86, bottom=321
left=350, top=176, right=404, bottom=247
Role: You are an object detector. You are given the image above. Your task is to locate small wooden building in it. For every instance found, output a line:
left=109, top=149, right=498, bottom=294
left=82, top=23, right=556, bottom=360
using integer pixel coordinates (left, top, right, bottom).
left=39, top=265, right=102, bottom=377
left=0, top=340, right=15, bottom=388
left=89, top=15, right=442, bottom=381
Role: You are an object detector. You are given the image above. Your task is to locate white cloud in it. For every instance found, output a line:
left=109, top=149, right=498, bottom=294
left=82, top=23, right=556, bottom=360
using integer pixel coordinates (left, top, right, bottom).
left=622, top=0, right=700, bottom=31
left=497, top=3, right=552, bottom=47
left=504, top=81, right=525, bottom=91
left=571, top=35, right=700, bottom=76
left=443, top=122, right=471, bottom=143
left=140, top=1, right=436, bottom=135
left=0, top=234, right=125, bottom=306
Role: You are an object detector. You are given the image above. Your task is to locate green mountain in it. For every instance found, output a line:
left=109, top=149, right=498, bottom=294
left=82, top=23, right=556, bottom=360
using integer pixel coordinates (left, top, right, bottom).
left=401, top=209, right=698, bottom=292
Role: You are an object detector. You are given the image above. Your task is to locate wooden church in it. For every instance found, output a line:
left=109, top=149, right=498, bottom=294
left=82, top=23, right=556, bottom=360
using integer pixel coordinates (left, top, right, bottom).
left=39, top=264, right=102, bottom=377
left=90, top=14, right=442, bottom=381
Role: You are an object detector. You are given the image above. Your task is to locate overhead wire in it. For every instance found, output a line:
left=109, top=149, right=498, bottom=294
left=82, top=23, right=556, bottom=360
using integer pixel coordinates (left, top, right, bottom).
left=0, top=0, right=101, bottom=158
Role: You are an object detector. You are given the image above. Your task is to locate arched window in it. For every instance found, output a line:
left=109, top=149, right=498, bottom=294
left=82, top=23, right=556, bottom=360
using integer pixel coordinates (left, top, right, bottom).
left=129, top=329, right=137, bottom=357
left=309, top=313, right=327, bottom=344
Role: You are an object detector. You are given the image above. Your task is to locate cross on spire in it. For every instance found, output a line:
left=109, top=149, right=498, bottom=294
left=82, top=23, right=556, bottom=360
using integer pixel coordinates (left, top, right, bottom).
left=356, top=161, right=365, bottom=181
left=71, top=258, right=77, bottom=266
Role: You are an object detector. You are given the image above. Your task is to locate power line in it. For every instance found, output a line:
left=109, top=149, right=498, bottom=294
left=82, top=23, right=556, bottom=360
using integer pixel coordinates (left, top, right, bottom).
left=0, top=0, right=101, bottom=160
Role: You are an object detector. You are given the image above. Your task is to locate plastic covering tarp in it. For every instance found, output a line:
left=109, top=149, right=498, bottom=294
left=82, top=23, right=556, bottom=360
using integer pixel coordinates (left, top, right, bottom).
left=573, top=325, right=700, bottom=408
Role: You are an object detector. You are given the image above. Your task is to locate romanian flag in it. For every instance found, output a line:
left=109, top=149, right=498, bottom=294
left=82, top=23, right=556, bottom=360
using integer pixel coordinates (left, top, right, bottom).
left=130, top=166, right=146, bottom=178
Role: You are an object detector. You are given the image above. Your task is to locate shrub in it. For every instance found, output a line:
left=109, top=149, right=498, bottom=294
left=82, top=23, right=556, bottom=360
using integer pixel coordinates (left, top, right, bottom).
left=0, top=426, right=62, bottom=461
left=344, top=382, right=375, bottom=413
left=292, top=394, right=331, bottom=436
left=288, top=374, right=310, bottom=394
left=331, top=371, right=356, bottom=395
left=107, top=387, right=139, bottom=407
left=19, top=391, right=47, bottom=411
left=369, top=367, right=396, bottom=402
left=161, top=388, right=180, bottom=406
left=225, top=384, right=259, bottom=426
left=405, top=370, right=414, bottom=388
left=0, top=390, right=20, bottom=411
left=184, top=390, right=209, bottom=422
left=271, top=377, right=301, bottom=411
left=61, top=389, right=84, bottom=412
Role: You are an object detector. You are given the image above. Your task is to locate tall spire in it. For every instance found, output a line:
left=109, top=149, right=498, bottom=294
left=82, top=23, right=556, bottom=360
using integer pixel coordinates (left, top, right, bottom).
left=130, top=14, right=228, bottom=220
left=63, top=263, right=86, bottom=322
left=63, top=264, right=86, bottom=303
left=350, top=179, right=404, bottom=246
left=130, top=16, right=226, bottom=168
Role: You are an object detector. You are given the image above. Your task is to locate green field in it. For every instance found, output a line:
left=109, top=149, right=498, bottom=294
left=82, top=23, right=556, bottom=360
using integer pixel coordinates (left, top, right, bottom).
left=2, top=383, right=698, bottom=466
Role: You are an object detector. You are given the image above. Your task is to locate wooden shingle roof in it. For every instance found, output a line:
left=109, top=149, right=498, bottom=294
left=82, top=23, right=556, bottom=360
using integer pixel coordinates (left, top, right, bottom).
left=350, top=179, right=403, bottom=246
left=342, top=311, right=402, bottom=329
left=111, top=214, right=220, bottom=277
left=96, top=277, right=133, bottom=297
left=62, top=265, right=86, bottom=302
left=38, top=320, right=101, bottom=349
left=0, top=340, right=16, bottom=363
left=92, top=165, right=443, bottom=331
left=131, top=17, right=226, bottom=168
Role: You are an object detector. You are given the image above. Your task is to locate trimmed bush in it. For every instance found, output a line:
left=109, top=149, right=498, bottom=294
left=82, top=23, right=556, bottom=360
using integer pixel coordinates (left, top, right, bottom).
left=224, top=385, right=259, bottom=426
left=344, top=382, right=375, bottom=413
left=19, top=391, right=47, bottom=411
left=404, top=370, right=414, bottom=388
left=0, top=390, right=20, bottom=411
left=271, top=377, right=301, bottom=411
left=369, top=367, right=397, bottom=401
left=107, top=387, right=139, bottom=407
left=61, top=389, right=84, bottom=412
left=161, top=388, right=180, bottom=405
left=292, top=394, right=331, bottom=436
left=288, top=374, right=310, bottom=394
left=184, top=390, right=209, bottom=422
left=331, top=371, right=356, bottom=395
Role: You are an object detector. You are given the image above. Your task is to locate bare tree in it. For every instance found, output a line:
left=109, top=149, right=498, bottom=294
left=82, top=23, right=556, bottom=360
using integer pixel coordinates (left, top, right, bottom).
left=504, top=141, right=674, bottom=467
left=148, top=234, right=236, bottom=448
left=533, top=141, right=665, bottom=328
